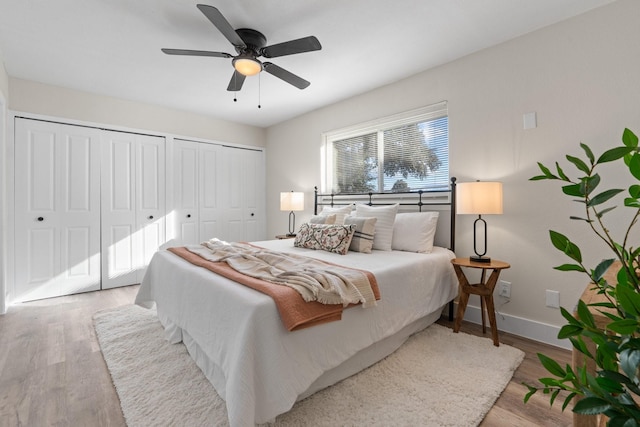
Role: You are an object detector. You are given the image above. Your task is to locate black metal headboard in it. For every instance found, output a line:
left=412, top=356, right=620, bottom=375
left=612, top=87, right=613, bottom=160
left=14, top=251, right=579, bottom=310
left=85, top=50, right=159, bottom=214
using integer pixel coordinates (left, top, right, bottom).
left=314, top=177, right=457, bottom=251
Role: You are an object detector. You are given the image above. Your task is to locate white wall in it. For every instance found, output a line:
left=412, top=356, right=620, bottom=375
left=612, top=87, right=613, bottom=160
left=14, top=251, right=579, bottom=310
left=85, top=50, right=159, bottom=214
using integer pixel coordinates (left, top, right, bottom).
left=266, top=0, right=640, bottom=344
left=9, top=78, right=266, bottom=147
left=0, top=60, right=7, bottom=313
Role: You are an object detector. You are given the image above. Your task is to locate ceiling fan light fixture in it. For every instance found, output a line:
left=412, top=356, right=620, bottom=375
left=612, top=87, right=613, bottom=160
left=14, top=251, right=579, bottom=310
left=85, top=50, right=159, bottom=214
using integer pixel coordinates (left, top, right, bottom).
left=233, top=57, right=262, bottom=76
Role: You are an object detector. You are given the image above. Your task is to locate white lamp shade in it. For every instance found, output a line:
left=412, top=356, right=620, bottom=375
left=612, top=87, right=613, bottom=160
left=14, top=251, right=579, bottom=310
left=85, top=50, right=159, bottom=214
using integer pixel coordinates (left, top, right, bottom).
left=456, top=181, right=503, bottom=215
left=280, top=191, right=305, bottom=211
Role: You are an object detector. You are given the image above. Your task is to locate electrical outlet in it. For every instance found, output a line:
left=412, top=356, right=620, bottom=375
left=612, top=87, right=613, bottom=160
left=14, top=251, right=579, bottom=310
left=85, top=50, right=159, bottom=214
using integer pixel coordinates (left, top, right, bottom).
left=498, top=281, right=511, bottom=298
left=546, top=290, right=560, bottom=308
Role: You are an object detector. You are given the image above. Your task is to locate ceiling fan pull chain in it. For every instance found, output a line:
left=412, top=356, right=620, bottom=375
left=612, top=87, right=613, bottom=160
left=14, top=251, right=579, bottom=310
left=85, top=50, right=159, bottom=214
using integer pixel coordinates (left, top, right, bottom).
left=233, top=72, right=238, bottom=102
left=258, top=73, right=261, bottom=109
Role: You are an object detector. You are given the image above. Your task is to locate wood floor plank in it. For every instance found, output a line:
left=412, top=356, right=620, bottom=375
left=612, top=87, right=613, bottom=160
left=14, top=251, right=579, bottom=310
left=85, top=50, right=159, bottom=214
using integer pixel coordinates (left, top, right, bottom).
left=0, top=285, right=575, bottom=426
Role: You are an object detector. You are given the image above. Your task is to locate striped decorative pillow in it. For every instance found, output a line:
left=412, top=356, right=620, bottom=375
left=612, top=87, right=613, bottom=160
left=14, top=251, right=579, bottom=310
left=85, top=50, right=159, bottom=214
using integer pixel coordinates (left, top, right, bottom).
left=344, top=216, right=377, bottom=253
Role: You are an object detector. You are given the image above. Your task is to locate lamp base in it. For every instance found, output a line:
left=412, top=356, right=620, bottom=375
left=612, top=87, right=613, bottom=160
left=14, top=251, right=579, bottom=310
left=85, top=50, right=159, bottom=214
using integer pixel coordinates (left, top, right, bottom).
left=470, top=255, right=491, bottom=263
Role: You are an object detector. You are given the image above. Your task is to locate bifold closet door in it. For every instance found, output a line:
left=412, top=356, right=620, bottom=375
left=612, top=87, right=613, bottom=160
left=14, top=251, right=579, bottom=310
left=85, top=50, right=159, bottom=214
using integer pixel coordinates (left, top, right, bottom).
left=14, top=119, right=101, bottom=302
left=101, top=131, right=165, bottom=288
left=172, top=139, right=222, bottom=244
left=221, top=147, right=265, bottom=242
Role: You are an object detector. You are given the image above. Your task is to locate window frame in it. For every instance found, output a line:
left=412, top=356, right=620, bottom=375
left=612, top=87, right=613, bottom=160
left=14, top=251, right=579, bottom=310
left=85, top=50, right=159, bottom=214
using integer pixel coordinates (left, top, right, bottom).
left=322, top=101, right=449, bottom=194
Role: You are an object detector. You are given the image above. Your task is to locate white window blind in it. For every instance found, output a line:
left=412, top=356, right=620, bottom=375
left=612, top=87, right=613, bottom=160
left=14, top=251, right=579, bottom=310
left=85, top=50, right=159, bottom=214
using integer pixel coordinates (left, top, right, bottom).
left=323, top=102, right=449, bottom=194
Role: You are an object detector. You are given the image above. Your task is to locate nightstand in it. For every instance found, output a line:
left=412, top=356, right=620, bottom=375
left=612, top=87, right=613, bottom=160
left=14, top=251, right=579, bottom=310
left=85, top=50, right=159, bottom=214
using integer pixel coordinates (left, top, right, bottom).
left=275, top=234, right=296, bottom=240
left=451, top=257, right=510, bottom=346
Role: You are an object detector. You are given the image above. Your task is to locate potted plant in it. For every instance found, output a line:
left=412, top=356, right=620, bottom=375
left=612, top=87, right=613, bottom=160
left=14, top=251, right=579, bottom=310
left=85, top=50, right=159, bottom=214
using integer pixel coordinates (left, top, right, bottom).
left=523, top=128, right=640, bottom=425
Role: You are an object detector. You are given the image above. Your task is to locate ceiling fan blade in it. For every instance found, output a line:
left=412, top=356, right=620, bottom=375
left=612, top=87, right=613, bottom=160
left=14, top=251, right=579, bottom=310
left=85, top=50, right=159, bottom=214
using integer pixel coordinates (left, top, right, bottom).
left=263, top=62, right=310, bottom=89
left=196, top=4, right=246, bottom=49
left=227, top=70, right=246, bottom=92
left=161, top=48, right=232, bottom=58
left=261, top=36, right=322, bottom=58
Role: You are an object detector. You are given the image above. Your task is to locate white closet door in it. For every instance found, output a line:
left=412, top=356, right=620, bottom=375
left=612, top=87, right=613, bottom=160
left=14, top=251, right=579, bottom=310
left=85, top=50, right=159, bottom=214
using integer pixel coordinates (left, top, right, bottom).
left=14, top=119, right=101, bottom=302
left=101, top=131, right=166, bottom=288
left=241, top=148, right=265, bottom=242
left=173, top=139, right=200, bottom=245
left=199, top=143, right=222, bottom=242
left=101, top=131, right=139, bottom=289
left=222, top=147, right=244, bottom=242
left=221, top=147, right=266, bottom=242
left=136, top=135, right=166, bottom=281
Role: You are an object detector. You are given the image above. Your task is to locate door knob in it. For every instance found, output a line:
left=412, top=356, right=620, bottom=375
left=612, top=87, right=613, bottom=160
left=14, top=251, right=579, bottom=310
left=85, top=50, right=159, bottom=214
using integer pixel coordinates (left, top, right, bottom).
left=251, top=213, right=255, bottom=217
left=37, top=216, right=44, bottom=222
left=148, top=215, right=154, bottom=220
left=187, top=214, right=191, bottom=218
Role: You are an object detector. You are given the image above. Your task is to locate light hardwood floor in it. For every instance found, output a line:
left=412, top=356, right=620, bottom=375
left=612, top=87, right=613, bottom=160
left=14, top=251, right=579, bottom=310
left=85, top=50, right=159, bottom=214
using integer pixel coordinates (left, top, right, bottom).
left=0, top=286, right=573, bottom=426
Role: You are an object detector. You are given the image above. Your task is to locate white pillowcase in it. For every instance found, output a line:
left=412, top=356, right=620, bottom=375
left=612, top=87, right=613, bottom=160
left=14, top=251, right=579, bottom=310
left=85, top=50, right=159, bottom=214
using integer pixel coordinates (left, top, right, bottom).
left=391, top=212, right=439, bottom=253
left=319, top=205, right=353, bottom=225
left=308, top=214, right=336, bottom=225
left=355, top=203, right=399, bottom=251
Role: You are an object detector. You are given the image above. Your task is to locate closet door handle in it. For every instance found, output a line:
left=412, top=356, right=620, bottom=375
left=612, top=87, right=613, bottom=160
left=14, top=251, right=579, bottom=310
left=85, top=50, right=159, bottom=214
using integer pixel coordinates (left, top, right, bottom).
left=251, top=213, right=255, bottom=217
left=148, top=215, right=154, bottom=220
left=186, top=214, right=191, bottom=218
left=37, top=216, right=44, bottom=222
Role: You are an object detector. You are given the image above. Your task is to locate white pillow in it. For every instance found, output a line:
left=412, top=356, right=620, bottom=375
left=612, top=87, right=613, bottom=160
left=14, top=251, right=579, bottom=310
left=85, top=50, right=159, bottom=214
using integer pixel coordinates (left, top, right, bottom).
left=355, top=204, right=398, bottom=251
left=391, top=212, right=439, bottom=253
left=344, top=215, right=377, bottom=253
left=308, top=214, right=336, bottom=225
left=319, top=205, right=352, bottom=225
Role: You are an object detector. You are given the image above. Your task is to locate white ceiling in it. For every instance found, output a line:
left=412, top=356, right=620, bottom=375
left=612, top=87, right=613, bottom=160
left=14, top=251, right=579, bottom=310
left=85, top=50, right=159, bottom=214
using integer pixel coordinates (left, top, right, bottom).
left=0, top=0, right=615, bottom=128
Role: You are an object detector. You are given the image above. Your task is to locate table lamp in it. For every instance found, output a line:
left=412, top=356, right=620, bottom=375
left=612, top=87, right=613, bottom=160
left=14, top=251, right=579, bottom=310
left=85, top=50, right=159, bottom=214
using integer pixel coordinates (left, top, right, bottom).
left=456, top=181, right=503, bottom=263
left=280, top=191, right=305, bottom=237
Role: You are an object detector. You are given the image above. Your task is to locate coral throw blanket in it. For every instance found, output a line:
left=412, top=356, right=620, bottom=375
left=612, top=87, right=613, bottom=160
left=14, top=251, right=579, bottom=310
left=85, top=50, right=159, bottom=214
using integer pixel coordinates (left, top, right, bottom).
left=168, top=244, right=380, bottom=331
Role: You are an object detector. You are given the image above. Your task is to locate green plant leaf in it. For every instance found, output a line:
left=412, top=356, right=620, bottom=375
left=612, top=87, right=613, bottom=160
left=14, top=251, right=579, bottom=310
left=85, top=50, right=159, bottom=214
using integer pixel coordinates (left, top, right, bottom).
left=630, top=152, right=640, bottom=181
left=617, top=283, right=640, bottom=317
left=594, top=259, right=616, bottom=282
left=597, top=146, right=635, bottom=163
left=596, top=206, right=617, bottom=218
left=619, top=348, right=640, bottom=385
left=624, top=197, right=640, bottom=208
left=581, top=143, right=595, bottom=165
left=530, top=162, right=559, bottom=180
left=560, top=306, right=581, bottom=325
left=577, top=300, right=596, bottom=328
left=607, top=319, right=639, bottom=335
left=562, top=183, right=584, bottom=197
left=595, top=376, right=625, bottom=394
left=588, top=189, right=624, bottom=207
left=555, top=162, right=569, bottom=181
left=562, top=392, right=577, bottom=411
left=538, top=353, right=566, bottom=377
left=629, top=185, right=640, bottom=198
left=573, top=396, right=611, bottom=415
left=559, top=324, right=583, bottom=339
left=569, top=216, right=593, bottom=222
left=554, top=263, right=585, bottom=272
left=583, top=174, right=601, bottom=196
left=567, top=155, right=591, bottom=174
left=549, top=230, right=582, bottom=262
left=623, top=128, right=639, bottom=148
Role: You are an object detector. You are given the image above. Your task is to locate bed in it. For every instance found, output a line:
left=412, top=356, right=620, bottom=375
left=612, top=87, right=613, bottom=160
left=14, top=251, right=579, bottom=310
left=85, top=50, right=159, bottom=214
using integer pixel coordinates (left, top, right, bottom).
left=135, top=179, right=459, bottom=426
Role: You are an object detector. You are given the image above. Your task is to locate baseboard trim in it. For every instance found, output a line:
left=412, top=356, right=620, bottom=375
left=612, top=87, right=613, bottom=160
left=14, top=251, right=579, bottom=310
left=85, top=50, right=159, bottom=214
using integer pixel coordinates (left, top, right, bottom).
left=455, top=302, right=572, bottom=350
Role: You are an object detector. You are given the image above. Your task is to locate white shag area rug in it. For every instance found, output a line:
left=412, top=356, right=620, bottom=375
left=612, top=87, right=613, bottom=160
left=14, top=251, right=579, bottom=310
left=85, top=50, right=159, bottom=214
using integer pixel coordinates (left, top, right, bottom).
left=94, top=304, right=524, bottom=427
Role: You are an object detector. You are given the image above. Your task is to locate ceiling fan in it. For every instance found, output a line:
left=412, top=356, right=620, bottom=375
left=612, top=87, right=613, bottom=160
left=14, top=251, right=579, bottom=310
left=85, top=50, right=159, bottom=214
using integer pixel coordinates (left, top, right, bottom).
left=162, top=4, right=322, bottom=92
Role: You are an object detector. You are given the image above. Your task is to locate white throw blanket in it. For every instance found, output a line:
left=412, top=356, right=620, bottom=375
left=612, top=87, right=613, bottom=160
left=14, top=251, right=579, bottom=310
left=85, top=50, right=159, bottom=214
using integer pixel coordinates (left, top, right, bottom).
left=186, top=238, right=377, bottom=308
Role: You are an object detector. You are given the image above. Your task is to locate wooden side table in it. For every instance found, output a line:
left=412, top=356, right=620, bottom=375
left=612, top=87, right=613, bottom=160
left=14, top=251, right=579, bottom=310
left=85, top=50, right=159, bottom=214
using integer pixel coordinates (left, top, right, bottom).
left=451, top=257, right=511, bottom=346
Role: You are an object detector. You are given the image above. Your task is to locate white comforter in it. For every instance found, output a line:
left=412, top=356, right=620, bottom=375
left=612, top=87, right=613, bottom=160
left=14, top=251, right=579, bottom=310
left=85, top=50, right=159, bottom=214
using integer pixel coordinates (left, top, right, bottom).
left=135, top=239, right=457, bottom=426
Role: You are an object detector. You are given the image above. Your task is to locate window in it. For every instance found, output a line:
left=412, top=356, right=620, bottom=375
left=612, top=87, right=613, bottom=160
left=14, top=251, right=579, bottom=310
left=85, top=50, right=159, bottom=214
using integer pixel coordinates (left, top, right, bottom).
left=323, top=102, right=448, bottom=194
